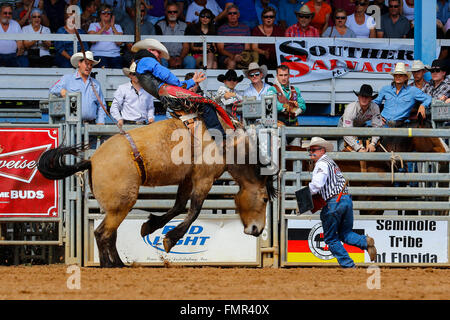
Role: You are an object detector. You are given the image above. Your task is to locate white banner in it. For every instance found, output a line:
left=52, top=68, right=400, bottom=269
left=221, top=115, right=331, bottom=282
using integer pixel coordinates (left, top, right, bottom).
left=94, top=217, right=258, bottom=265
left=287, top=218, right=448, bottom=265
left=276, top=38, right=416, bottom=83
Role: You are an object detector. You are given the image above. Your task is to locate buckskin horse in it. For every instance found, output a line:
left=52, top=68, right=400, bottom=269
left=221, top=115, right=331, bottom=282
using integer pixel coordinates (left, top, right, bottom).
left=37, top=118, right=277, bottom=267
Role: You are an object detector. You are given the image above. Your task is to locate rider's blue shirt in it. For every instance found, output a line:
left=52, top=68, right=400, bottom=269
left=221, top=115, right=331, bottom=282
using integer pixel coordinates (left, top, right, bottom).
left=136, top=57, right=195, bottom=90
left=373, top=83, right=432, bottom=121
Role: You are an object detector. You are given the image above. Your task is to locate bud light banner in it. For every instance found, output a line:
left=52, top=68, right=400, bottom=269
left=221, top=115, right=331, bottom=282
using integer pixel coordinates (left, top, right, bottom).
left=276, top=38, right=416, bottom=83
left=0, top=128, right=59, bottom=217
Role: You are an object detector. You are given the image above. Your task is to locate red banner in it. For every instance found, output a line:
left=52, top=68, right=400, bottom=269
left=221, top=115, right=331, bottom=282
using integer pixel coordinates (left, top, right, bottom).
left=0, top=128, right=59, bottom=217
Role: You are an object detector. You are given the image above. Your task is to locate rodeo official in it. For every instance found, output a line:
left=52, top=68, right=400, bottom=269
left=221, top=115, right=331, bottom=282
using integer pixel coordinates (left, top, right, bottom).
left=304, top=137, right=377, bottom=268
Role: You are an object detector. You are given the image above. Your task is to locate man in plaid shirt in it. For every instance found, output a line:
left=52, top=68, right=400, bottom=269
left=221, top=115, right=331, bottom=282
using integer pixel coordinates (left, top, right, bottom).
left=423, top=59, right=450, bottom=103
left=285, top=5, right=320, bottom=37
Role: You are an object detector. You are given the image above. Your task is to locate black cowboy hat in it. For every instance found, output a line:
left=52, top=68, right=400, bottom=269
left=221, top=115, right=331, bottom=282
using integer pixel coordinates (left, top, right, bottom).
left=353, top=84, right=378, bottom=99
left=426, top=59, right=448, bottom=74
left=217, top=69, right=244, bottom=83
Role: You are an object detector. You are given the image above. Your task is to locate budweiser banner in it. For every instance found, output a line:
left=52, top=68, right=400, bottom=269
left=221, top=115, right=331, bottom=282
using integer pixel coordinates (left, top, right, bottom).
left=276, top=38, right=416, bottom=83
left=0, top=128, right=59, bottom=218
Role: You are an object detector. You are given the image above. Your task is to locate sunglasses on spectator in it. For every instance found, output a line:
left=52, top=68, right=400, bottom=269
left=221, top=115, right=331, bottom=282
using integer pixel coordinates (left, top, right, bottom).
left=200, top=14, right=212, bottom=18
left=167, top=10, right=178, bottom=14
left=335, top=16, right=346, bottom=20
left=2, top=11, right=12, bottom=15
left=228, top=11, right=238, bottom=15
left=263, top=15, right=275, bottom=19
left=430, top=68, right=443, bottom=73
left=389, top=5, right=400, bottom=8
left=101, top=11, right=112, bottom=14
left=355, top=2, right=367, bottom=6
left=32, top=15, right=41, bottom=18
left=249, top=72, right=261, bottom=77
left=296, top=14, right=312, bottom=19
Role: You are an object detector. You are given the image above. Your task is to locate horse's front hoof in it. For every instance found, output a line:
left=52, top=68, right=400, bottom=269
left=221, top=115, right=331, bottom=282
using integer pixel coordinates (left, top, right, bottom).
left=163, top=237, right=173, bottom=253
left=140, top=221, right=151, bottom=237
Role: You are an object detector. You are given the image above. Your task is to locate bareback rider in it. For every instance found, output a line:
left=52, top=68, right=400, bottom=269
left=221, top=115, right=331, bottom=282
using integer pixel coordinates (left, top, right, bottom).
left=131, top=38, right=234, bottom=137
left=338, top=84, right=383, bottom=152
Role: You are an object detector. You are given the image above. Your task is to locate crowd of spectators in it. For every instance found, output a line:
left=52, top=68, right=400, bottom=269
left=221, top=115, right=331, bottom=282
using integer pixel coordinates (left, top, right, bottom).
left=0, top=0, right=449, bottom=70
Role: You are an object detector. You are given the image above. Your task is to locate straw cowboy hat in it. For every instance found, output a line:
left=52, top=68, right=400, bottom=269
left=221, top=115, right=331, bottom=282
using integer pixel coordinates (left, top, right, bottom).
left=390, top=62, right=411, bottom=79
left=131, top=38, right=170, bottom=60
left=296, top=4, right=315, bottom=17
left=70, top=51, right=100, bottom=68
left=217, top=69, right=244, bottom=83
left=122, top=62, right=136, bottom=77
left=243, top=62, right=268, bottom=79
left=410, top=60, right=428, bottom=72
left=302, top=137, right=334, bottom=152
left=353, top=84, right=378, bottom=99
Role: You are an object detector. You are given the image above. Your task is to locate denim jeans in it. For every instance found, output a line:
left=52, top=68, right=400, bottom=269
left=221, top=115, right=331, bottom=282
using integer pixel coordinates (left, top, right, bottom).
left=0, top=53, right=19, bottom=67
left=320, top=194, right=367, bottom=268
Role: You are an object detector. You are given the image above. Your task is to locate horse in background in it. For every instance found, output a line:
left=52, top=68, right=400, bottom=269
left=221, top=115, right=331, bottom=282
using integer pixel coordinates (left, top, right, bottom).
left=37, top=118, right=277, bottom=267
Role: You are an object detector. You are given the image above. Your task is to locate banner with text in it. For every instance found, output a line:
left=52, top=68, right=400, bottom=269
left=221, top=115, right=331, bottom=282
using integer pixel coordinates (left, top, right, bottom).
left=276, top=39, right=415, bottom=83
left=0, top=128, right=59, bottom=218
left=287, top=219, right=448, bottom=265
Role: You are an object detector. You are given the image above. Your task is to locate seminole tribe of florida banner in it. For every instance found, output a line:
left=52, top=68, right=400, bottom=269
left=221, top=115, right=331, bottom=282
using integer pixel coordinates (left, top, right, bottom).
left=275, top=38, right=417, bottom=83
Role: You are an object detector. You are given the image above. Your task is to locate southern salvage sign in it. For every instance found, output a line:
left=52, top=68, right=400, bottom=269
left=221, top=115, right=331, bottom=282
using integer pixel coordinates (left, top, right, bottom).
left=0, top=128, right=59, bottom=217
left=93, top=218, right=258, bottom=265
left=287, top=219, right=448, bottom=265
left=277, top=38, right=416, bottom=83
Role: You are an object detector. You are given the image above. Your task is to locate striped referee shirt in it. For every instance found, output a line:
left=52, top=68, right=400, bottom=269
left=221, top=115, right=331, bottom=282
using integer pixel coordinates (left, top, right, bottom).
left=309, top=154, right=347, bottom=201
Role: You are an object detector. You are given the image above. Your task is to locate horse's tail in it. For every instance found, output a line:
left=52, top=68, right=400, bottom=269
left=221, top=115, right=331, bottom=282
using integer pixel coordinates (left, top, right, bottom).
left=37, top=143, right=91, bottom=180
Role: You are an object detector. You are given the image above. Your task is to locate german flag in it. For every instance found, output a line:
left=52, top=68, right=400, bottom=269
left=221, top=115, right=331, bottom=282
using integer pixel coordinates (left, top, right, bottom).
left=287, top=228, right=365, bottom=263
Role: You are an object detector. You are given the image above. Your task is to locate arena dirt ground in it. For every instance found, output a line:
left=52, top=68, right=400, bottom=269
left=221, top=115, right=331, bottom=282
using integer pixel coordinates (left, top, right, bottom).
left=0, top=265, right=449, bottom=300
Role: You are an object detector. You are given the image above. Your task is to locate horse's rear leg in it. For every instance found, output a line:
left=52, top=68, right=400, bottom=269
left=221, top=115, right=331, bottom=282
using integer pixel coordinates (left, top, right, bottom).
left=140, top=178, right=193, bottom=237
left=163, top=179, right=213, bottom=253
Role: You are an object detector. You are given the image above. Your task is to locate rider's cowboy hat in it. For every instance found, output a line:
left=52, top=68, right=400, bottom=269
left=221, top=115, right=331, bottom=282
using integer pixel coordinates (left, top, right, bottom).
left=295, top=5, right=315, bottom=18
left=389, top=62, right=411, bottom=79
left=70, top=51, right=100, bottom=68
left=244, top=62, right=268, bottom=79
left=123, top=62, right=137, bottom=77
left=353, top=84, right=378, bottom=99
left=131, top=38, right=170, bottom=60
left=409, top=60, right=428, bottom=72
left=302, top=137, right=334, bottom=152
left=217, top=69, right=244, bottom=83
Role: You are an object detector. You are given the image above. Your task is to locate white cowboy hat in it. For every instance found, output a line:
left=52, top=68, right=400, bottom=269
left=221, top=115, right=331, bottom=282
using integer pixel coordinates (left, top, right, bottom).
left=302, top=137, right=334, bottom=152
left=243, top=62, right=268, bottom=79
left=122, top=62, right=136, bottom=77
left=390, top=62, right=411, bottom=79
left=409, top=60, right=428, bottom=72
left=296, top=4, right=315, bottom=17
left=70, top=51, right=100, bottom=69
left=131, top=38, right=170, bottom=60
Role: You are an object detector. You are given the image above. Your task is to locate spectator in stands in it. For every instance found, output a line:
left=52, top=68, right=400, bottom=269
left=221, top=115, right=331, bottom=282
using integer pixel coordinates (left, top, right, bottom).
left=145, top=0, right=166, bottom=25
left=80, top=0, right=98, bottom=33
left=267, top=64, right=306, bottom=126
left=14, top=0, right=50, bottom=28
left=373, top=62, right=432, bottom=126
left=423, top=59, right=450, bottom=102
left=255, top=0, right=280, bottom=26
left=44, top=0, right=66, bottom=33
left=110, top=62, right=155, bottom=127
left=376, top=0, right=410, bottom=38
left=185, top=0, right=223, bottom=24
left=437, top=0, right=450, bottom=25
left=332, top=0, right=357, bottom=16
left=54, top=12, right=90, bottom=68
left=401, top=0, right=414, bottom=22
left=0, top=3, right=27, bottom=67
left=285, top=5, right=320, bottom=37
left=346, top=1, right=376, bottom=38
left=242, top=62, right=270, bottom=100
left=251, top=7, right=285, bottom=70
left=409, top=60, right=429, bottom=90
left=279, top=0, right=309, bottom=30
left=306, top=0, right=332, bottom=35
left=101, top=0, right=128, bottom=26
left=217, top=5, right=252, bottom=69
left=184, top=8, right=218, bottom=69
left=369, top=0, right=389, bottom=16
left=232, top=0, right=259, bottom=30
left=214, top=69, right=244, bottom=114
left=323, top=8, right=357, bottom=37
left=88, top=4, right=123, bottom=69
left=338, top=84, right=382, bottom=152
left=22, top=8, right=53, bottom=67
left=156, top=2, right=195, bottom=69
left=49, top=51, right=106, bottom=124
